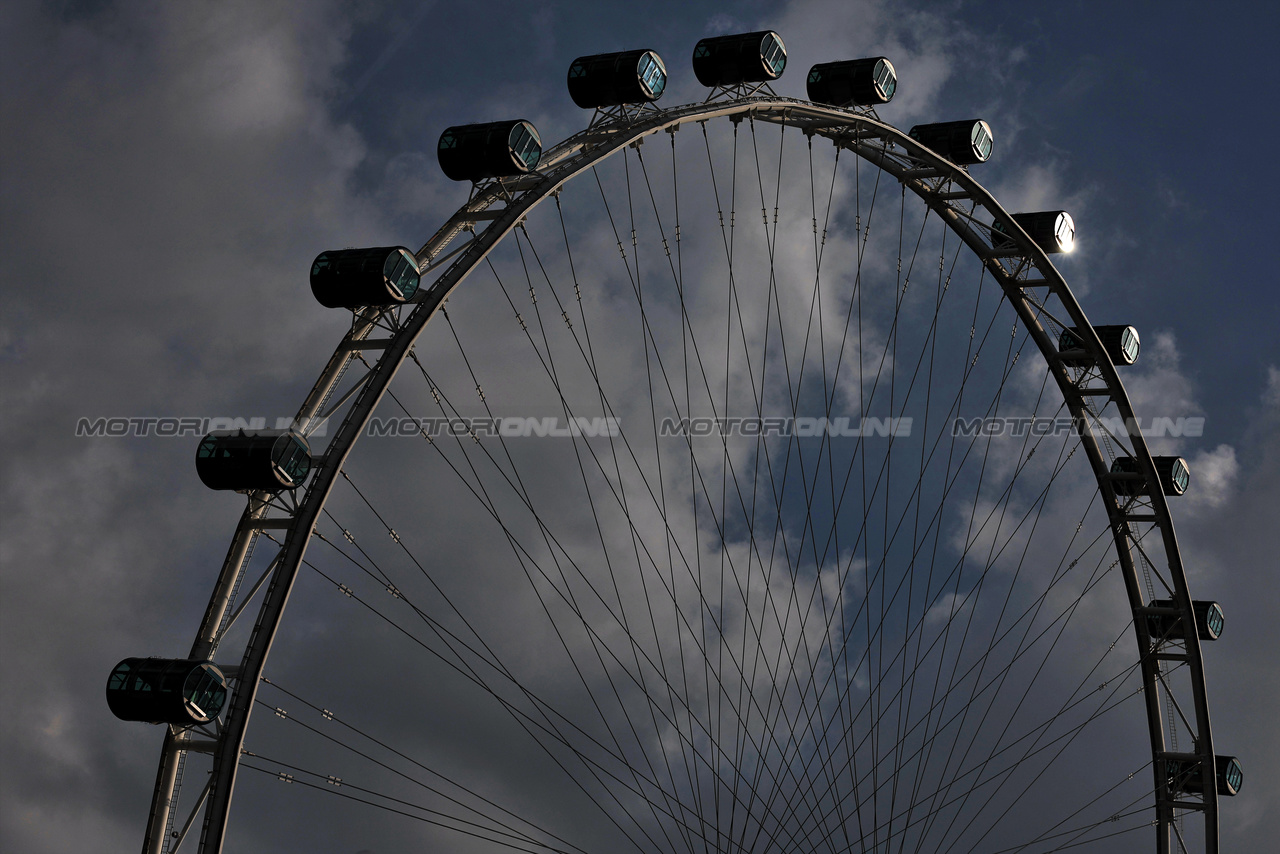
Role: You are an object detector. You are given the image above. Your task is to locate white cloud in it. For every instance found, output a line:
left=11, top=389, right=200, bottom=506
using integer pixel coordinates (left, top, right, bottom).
left=1180, top=444, right=1238, bottom=513
left=1264, top=364, right=1280, bottom=410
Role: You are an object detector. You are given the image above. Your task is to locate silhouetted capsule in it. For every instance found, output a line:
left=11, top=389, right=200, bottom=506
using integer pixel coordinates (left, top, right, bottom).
left=1110, top=455, right=1190, bottom=497
left=106, top=658, right=227, bottom=725
left=310, top=246, right=420, bottom=309
left=806, top=57, right=897, bottom=106
left=993, top=211, right=1076, bottom=254
left=1168, top=755, right=1243, bottom=796
left=1058, top=325, right=1141, bottom=367
left=196, top=430, right=311, bottom=492
left=908, top=119, right=993, bottom=165
left=437, top=120, right=542, bottom=182
left=568, top=49, right=667, bottom=108
left=1146, top=599, right=1225, bottom=641
left=692, top=31, right=787, bottom=87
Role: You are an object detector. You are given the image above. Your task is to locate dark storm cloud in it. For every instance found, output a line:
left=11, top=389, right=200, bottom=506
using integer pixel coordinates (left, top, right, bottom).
left=0, top=1, right=408, bottom=849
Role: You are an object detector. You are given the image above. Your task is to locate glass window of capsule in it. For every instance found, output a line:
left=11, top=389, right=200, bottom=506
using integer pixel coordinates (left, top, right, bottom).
left=1052, top=212, right=1076, bottom=253
left=383, top=248, right=420, bottom=300
left=1119, top=326, right=1140, bottom=365
left=1222, top=757, right=1244, bottom=795
left=637, top=51, right=666, bottom=98
left=183, top=665, right=227, bottom=719
left=1204, top=601, right=1225, bottom=638
left=760, top=32, right=787, bottom=76
left=197, top=433, right=225, bottom=461
left=971, top=120, right=994, bottom=161
left=873, top=58, right=896, bottom=100
left=509, top=121, right=541, bottom=171
left=271, top=432, right=311, bottom=484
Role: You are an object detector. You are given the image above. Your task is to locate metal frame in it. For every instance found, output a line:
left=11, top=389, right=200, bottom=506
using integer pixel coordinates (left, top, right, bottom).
left=139, top=95, right=1216, bottom=854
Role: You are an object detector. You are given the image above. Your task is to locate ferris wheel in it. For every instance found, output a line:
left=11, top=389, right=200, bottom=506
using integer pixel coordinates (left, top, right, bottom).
left=108, top=30, right=1239, bottom=854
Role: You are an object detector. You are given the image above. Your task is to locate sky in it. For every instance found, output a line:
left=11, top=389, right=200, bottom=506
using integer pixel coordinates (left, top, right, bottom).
left=2, top=1, right=1278, bottom=852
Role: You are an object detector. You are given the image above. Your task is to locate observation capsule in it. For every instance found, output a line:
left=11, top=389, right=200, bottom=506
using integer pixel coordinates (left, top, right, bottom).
left=993, top=211, right=1076, bottom=254
left=908, top=119, right=993, bottom=165
left=568, top=49, right=667, bottom=108
left=437, top=120, right=542, bottom=182
left=196, top=430, right=312, bottom=492
left=1110, top=455, right=1190, bottom=497
left=692, top=31, right=787, bottom=87
left=1168, top=755, right=1244, bottom=796
left=1146, top=599, right=1225, bottom=641
left=310, top=246, right=420, bottom=309
left=806, top=57, right=897, bottom=107
left=1058, top=325, right=1141, bottom=367
left=106, top=658, right=228, bottom=725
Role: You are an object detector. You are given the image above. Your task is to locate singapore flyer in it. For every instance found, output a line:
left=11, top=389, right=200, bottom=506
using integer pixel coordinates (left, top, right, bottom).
left=2, top=3, right=1275, bottom=854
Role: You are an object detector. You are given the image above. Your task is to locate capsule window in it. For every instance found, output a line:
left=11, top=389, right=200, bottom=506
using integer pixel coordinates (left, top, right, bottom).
left=381, top=248, right=420, bottom=301
left=874, top=59, right=896, bottom=100
left=1052, top=212, right=1076, bottom=253
left=184, top=666, right=227, bottom=719
left=1120, top=327, right=1140, bottom=365
left=637, top=51, right=667, bottom=98
left=971, top=121, right=993, bottom=162
left=271, top=433, right=311, bottom=483
left=1222, top=757, right=1244, bottom=795
left=1170, top=458, right=1190, bottom=494
left=108, top=660, right=132, bottom=691
left=509, top=122, right=542, bottom=171
left=1204, top=602, right=1225, bottom=638
left=197, top=434, right=222, bottom=460
left=761, top=32, right=787, bottom=76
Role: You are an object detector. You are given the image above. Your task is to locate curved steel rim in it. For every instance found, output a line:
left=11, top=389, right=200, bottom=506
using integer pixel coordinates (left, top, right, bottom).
left=141, top=95, right=1215, bottom=854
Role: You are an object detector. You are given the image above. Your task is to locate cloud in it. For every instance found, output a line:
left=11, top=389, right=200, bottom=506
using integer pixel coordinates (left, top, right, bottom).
left=1264, top=364, right=1280, bottom=409
left=4, top=1, right=1275, bottom=852
left=1180, top=444, right=1238, bottom=513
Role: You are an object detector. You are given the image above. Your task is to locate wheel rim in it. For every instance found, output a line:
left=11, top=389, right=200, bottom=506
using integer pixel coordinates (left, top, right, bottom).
left=143, top=96, right=1217, bottom=854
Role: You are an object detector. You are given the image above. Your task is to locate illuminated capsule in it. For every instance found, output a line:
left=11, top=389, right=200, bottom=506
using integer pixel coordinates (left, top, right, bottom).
left=692, top=31, right=787, bottom=87
left=1110, top=455, right=1190, bottom=497
left=437, top=120, right=542, bottom=182
left=806, top=57, right=897, bottom=106
left=1168, top=755, right=1244, bottom=796
left=310, top=246, right=420, bottom=309
left=908, top=119, right=993, bottom=165
left=993, top=211, right=1076, bottom=254
left=106, top=658, right=227, bottom=725
left=196, top=430, right=311, bottom=492
left=1058, top=325, right=1141, bottom=367
left=1146, top=599, right=1225, bottom=641
left=567, top=49, right=667, bottom=108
